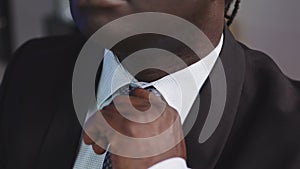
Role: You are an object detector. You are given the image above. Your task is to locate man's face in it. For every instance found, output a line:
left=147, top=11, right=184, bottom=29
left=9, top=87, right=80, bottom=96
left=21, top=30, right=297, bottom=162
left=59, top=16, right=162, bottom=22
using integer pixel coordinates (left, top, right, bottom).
left=70, top=0, right=211, bottom=36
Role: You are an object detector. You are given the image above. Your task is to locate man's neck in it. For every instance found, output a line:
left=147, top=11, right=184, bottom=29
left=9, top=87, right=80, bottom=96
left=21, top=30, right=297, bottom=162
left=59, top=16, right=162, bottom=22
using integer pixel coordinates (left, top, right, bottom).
left=111, top=31, right=223, bottom=82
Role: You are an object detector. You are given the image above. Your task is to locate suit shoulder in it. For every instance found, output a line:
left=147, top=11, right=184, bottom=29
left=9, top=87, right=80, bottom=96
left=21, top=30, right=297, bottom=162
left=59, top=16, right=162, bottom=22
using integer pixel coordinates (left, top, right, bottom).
left=18, top=34, right=86, bottom=49
left=238, top=42, right=300, bottom=83
left=238, top=42, right=300, bottom=115
left=13, top=34, right=86, bottom=62
left=238, top=43, right=279, bottom=72
left=2, top=34, right=86, bottom=90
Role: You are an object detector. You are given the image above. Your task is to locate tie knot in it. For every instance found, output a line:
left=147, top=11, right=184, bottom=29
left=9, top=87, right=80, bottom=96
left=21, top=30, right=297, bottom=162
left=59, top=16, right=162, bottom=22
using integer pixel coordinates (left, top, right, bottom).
left=116, top=83, right=162, bottom=97
left=99, top=83, right=163, bottom=110
left=144, top=86, right=162, bottom=97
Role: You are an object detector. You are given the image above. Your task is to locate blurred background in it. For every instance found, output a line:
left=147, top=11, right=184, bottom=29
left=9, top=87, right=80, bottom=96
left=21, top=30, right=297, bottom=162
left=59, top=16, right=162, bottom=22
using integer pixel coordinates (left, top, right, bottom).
left=0, top=0, right=299, bottom=82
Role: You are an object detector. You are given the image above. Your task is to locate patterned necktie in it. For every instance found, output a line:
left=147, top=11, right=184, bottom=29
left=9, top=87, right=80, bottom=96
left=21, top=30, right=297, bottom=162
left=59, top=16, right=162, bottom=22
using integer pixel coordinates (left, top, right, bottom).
left=102, top=85, right=162, bottom=169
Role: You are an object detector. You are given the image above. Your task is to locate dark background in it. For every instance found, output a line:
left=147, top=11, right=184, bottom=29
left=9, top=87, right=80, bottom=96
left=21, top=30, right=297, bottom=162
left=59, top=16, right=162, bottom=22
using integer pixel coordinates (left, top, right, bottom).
left=0, top=0, right=12, bottom=62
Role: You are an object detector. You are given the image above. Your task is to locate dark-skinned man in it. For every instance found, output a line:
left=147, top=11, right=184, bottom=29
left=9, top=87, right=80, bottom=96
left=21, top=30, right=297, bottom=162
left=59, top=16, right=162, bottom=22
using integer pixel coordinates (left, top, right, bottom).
left=1, top=0, right=300, bottom=169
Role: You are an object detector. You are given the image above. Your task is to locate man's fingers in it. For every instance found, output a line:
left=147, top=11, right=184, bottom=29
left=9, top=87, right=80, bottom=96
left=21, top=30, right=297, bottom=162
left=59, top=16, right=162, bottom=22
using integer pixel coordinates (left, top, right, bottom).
left=83, top=114, right=102, bottom=145
left=113, top=95, right=150, bottom=112
left=130, top=88, right=151, bottom=99
left=83, top=131, right=108, bottom=154
left=83, top=131, right=95, bottom=145
left=83, top=117, right=109, bottom=154
left=92, top=143, right=106, bottom=154
left=131, top=88, right=164, bottom=105
left=113, top=94, right=163, bottom=112
left=83, top=111, right=111, bottom=151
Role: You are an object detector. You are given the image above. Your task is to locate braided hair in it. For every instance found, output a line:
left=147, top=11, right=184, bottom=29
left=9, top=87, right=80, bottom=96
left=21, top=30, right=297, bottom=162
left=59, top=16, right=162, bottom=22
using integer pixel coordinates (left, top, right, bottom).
left=225, top=0, right=241, bottom=26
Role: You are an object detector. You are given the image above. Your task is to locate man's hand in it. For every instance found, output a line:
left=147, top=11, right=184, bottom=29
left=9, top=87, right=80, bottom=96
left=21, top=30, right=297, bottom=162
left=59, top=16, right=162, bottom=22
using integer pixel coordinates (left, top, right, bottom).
left=83, top=88, right=186, bottom=169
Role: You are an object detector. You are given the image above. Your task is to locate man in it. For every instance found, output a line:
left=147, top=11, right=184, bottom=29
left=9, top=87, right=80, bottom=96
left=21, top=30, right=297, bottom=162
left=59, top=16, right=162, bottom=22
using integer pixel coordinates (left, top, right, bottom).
left=1, top=0, right=300, bottom=169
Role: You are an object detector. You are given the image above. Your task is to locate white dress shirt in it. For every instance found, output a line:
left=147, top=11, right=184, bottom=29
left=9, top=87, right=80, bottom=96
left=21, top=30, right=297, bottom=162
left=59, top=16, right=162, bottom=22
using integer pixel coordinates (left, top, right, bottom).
left=84, top=34, right=223, bottom=168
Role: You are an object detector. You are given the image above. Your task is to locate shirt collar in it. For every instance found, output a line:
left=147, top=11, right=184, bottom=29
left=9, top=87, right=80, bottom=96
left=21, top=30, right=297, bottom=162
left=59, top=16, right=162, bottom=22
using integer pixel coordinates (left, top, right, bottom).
left=96, top=34, right=224, bottom=122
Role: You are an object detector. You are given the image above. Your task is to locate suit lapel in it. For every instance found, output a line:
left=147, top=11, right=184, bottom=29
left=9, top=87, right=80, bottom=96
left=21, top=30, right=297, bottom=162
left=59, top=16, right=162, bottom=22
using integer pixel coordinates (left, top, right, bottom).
left=35, top=35, right=86, bottom=169
left=35, top=83, right=82, bottom=169
left=184, top=26, right=246, bottom=169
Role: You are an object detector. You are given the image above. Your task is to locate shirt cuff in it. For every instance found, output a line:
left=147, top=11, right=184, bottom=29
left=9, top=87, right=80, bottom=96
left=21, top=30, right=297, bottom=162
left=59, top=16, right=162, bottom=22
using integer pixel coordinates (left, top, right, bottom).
left=148, top=157, right=190, bottom=169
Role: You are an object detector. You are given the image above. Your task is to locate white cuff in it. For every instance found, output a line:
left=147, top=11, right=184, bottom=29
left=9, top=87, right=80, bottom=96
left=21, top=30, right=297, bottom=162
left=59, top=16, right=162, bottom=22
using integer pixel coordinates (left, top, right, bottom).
left=148, top=157, right=190, bottom=169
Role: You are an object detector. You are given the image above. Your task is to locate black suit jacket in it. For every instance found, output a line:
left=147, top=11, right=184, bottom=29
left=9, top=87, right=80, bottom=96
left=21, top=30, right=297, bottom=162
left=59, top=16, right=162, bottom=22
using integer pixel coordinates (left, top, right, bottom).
left=1, top=28, right=300, bottom=169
